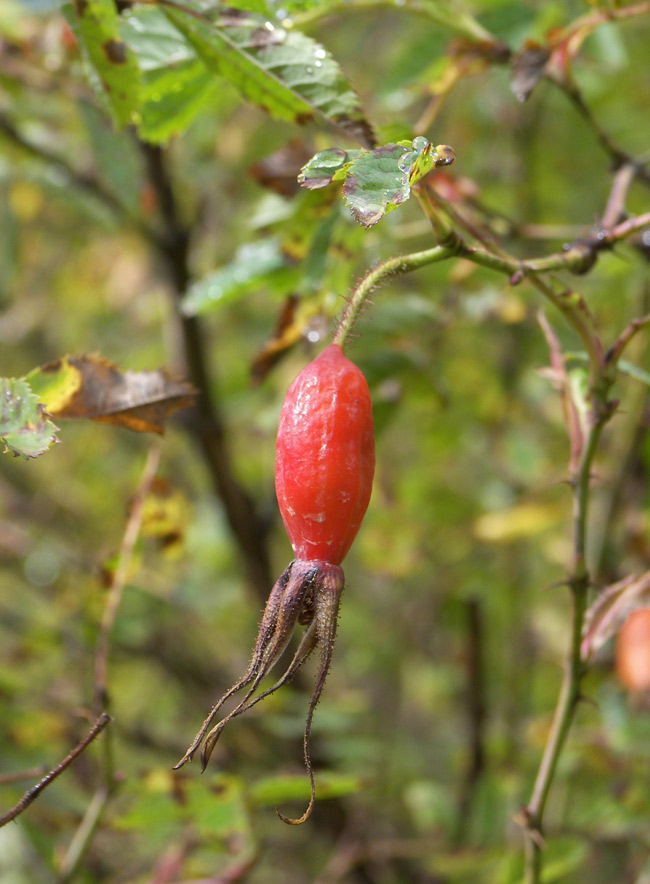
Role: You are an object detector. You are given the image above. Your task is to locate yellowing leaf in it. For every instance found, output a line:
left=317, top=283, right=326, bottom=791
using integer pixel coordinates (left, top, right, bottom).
left=473, top=502, right=562, bottom=543
left=141, top=478, right=191, bottom=555
left=27, top=355, right=195, bottom=435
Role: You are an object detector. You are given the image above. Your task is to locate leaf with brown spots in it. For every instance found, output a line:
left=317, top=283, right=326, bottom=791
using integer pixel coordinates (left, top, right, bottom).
left=64, top=0, right=141, bottom=126
left=26, top=356, right=195, bottom=435
left=299, top=137, right=455, bottom=228
left=163, top=4, right=375, bottom=147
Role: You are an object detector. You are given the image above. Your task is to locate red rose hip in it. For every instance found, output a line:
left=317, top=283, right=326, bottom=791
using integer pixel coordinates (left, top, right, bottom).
left=275, top=343, right=375, bottom=565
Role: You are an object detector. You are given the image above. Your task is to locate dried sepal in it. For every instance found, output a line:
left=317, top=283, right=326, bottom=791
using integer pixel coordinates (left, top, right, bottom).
left=175, top=560, right=345, bottom=825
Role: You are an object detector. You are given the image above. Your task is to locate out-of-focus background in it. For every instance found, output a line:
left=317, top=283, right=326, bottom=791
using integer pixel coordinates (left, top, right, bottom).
left=2, top=0, right=650, bottom=881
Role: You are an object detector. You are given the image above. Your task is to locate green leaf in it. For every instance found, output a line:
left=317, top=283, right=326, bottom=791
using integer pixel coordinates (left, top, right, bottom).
left=297, top=147, right=364, bottom=189
left=299, top=136, right=455, bottom=227
left=162, top=3, right=375, bottom=146
left=78, top=102, right=143, bottom=212
left=181, top=239, right=291, bottom=316
left=120, top=7, right=219, bottom=144
left=184, top=777, right=251, bottom=839
left=618, top=359, right=650, bottom=388
left=567, top=352, right=650, bottom=389
left=64, top=0, right=141, bottom=127
left=250, top=771, right=362, bottom=806
left=0, top=378, right=59, bottom=459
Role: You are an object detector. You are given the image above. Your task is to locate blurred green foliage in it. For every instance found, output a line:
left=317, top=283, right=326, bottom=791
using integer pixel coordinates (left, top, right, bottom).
left=1, top=0, right=650, bottom=882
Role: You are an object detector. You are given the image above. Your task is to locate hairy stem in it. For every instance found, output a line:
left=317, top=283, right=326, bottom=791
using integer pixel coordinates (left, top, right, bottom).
left=333, top=245, right=453, bottom=348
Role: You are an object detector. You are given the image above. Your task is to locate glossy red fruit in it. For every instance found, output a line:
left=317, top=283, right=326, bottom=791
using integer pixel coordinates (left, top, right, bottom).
left=616, top=608, right=650, bottom=692
left=275, top=343, right=375, bottom=565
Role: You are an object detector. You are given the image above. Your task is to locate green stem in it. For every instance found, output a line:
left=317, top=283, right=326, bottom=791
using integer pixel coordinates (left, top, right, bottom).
left=523, top=407, right=609, bottom=884
left=333, top=245, right=453, bottom=349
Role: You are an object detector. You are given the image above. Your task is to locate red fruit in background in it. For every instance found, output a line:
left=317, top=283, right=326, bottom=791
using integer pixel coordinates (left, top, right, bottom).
left=275, top=343, right=375, bottom=565
left=616, top=608, right=650, bottom=692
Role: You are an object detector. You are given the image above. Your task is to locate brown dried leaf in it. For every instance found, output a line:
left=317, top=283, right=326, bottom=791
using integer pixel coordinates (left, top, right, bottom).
left=511, top=41, right=551, bottom=102
left=582, top=570, right=650, bottom=661
left=249, top=141, right=315, bottom=197
left=251, top=295, right=303, bottom=385
left=27, top=355, right=195, bottom=435
left=537, top=311, right=584, bottom=471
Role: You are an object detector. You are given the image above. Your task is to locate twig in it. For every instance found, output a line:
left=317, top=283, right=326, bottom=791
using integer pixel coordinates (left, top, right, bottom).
left=601, top=164, right=636, bottom=230
left=93, top=446, right=161, bottom=711
left=453, top=598, right=487, bottom=843
left=58, top=786, right=110, bottom=883
left=138, top=142, right=273, bottom=602
left=606, top=311, right=650, bottom=366
left=555, top=80, right=650, bottom=189
left=0, top=713, right=111, bottom=828
left=0, top=765, right=48, bottom=785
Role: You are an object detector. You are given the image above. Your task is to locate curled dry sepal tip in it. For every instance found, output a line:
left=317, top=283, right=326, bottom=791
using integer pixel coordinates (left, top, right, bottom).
left=174, top=343, right=375, bottom=824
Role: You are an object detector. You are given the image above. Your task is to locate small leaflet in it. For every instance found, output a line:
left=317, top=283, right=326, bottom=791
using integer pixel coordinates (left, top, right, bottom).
left=298, top=137, right=455, bottom=227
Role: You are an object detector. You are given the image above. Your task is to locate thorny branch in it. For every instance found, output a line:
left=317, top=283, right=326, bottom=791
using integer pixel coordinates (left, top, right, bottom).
left=0, top=713, right=111, bottom=828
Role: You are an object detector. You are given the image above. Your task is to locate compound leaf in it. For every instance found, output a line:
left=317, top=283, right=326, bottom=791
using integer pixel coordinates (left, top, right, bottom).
left=299, top=137, right=455, bottom=227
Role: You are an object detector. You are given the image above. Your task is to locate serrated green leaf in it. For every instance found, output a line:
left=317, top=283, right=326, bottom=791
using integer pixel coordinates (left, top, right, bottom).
left=163, top=3, right=375, bottom=146
left=64, top=0, right=141, bottom=127
left=0, top=378, right=59, bottom=459
left=299, top=137, right=455, bottom=227
left=120, top=7, right=219, bottom=144
left=182, top=239, right=291, bottom=316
